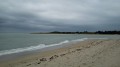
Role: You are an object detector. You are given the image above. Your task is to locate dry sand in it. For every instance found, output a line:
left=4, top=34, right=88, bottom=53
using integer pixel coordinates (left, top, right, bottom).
left=0, top=39, right=120, bottom=67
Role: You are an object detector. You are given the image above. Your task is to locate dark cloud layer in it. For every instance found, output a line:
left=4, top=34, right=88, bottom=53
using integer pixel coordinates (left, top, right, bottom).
left=0, top=0, right=120, bottom=32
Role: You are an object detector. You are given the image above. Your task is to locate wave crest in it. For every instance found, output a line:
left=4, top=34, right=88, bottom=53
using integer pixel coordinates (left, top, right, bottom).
left=0, top=38, right=107, bottom=56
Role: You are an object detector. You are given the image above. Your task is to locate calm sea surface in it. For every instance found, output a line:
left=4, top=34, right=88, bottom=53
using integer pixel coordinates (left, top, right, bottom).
left=0, top=33, right=120, bottom=56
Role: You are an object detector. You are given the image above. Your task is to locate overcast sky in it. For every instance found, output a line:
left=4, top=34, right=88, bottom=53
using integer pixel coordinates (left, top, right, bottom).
left=0, top=0, right=120, bottom=32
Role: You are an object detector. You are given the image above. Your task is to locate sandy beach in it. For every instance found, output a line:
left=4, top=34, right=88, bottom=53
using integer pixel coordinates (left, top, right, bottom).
left=0, top=39, right=120, bottom=67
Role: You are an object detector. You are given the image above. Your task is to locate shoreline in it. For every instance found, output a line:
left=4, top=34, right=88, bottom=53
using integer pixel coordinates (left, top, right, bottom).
left=0, top=39, right=120, bottom=67
left=0, top=38, right=109, bottom=57
left=0, top=39, right=86, bottom=62
left=0, top=38, right=89, bottom=58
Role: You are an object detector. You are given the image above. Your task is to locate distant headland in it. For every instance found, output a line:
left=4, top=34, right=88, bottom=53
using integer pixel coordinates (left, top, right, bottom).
left=31, top=31, right=120, bottom=35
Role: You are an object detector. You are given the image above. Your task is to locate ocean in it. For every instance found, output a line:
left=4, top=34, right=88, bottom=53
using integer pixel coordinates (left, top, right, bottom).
left=0, top=33, right=120, bottom=56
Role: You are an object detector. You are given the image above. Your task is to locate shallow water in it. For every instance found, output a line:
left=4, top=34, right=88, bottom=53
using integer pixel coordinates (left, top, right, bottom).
left=0, top=33, right=120, bottom=56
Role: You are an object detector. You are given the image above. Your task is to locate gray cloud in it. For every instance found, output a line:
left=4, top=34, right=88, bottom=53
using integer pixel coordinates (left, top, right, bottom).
left=0, top=0, right=120, bottom=32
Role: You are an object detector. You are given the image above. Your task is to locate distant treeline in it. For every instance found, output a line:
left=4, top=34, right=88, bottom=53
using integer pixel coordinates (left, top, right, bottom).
left=31, top=31, right=120, bottom=34
left=50, top=31, right=93, bottom=34
left=95, top=31, right=120, bottom=34
left=50, top=31, right=120, bottom=34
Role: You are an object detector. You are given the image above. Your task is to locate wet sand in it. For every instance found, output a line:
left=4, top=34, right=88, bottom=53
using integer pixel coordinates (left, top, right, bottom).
left=0, top=39, right=120, bottom=67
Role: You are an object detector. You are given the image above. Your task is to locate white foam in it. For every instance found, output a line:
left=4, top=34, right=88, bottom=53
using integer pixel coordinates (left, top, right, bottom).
left=47, top=40, right=69, bottom=47
left=72, top=38, right=107, bottom=42
left=72, top=38, right=88, bottom=42
left=0, top=38, right=107, bottom=56
left=0, top=44, right=46, bottom=56
left=0, top=40, right=70, bottom=56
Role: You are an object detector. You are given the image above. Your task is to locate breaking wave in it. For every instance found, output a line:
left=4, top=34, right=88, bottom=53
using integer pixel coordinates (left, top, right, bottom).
left=0, top=38, right=107, bottom=56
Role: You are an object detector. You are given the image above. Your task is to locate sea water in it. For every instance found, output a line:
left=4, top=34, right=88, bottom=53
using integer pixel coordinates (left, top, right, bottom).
left=0, top=33, right=120, bottom=56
